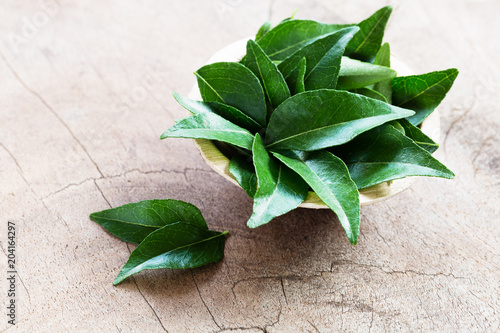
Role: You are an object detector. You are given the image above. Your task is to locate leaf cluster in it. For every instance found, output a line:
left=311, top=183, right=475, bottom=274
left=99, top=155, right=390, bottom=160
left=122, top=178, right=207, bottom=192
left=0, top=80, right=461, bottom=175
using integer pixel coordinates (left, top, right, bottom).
left=161, top=6, right=457, bottom=245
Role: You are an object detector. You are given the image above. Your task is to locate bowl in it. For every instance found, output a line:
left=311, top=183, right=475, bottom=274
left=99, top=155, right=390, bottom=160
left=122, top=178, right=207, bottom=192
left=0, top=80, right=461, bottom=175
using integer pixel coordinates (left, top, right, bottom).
left=188, top=38, right=440, bottom=208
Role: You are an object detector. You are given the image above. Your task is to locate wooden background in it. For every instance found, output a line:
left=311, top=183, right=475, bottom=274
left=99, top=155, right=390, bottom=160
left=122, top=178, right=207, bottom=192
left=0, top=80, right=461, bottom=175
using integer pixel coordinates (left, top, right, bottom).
left=1, top=0, right=499, bottom=332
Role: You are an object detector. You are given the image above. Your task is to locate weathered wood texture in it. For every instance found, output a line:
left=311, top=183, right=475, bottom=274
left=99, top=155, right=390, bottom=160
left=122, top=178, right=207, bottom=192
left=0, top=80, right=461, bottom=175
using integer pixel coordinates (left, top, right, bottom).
left=1, top=0, right=499, bottom=332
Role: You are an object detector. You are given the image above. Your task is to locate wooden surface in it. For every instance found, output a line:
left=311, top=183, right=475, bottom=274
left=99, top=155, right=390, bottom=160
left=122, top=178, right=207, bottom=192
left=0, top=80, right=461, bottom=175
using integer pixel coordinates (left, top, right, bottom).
left=1, top=1, right=499, bottom=332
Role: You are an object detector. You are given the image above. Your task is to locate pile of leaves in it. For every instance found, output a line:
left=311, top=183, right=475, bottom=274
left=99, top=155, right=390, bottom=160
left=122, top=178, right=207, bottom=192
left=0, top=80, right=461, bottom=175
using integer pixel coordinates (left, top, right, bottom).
left=91, top=6, right=457, bottom=285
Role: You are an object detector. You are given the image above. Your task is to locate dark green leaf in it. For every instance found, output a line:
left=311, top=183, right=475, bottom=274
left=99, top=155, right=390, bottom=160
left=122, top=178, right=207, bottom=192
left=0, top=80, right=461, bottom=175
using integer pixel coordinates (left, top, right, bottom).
left=248, top=134, right=308, bottom=228
left=283, top=57, right=307, bottom=95
left=398, top=118, right=439, bottom=153
left=273, top=150, right=360, bottom=245
left=388, top=120, right=405, bottom=134
left=392, top=68, right=459, bottom=125
left=333, top=124, right=454, bottom=189
left=113, top=222, right=227, bottom=285
left=256, top=20, right=349, bottom=61
left=278, top=27, right=360, bottom=90
left=229, top=155, right=257, bottom=198
left=90, top=199, right=207, bottom=245
left=337, top=56, right=397, bottom=90
left=265, top=89, right=414, bottom=151
left=160, top=112, right=254, bottom=150
left=351, top=87, right=387, bottom=102
left=243, top=40, right=291, bottom=113
left=172, top=92, right=262, bottom=133
left=255, top=21, right=272, bottom=40
left=195, top=62, right=267, bottom=126
left=345, top=6, right=393, bottom=62
left=372, top=42, right=392, bottom=103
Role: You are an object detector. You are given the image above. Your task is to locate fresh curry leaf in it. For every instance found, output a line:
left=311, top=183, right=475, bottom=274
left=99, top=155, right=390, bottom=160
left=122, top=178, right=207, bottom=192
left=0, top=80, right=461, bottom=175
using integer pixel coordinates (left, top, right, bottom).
left=255, top=21, right=272, bottom=40
left=195, top=62, right=267, bottom=126
left=160, top=112, right=254, bottom=150
left=229, top=155, right=257, bottom=198
left=90, top=199, right=207, bottom=245
left=392, top=68, right=459, bottom=125
left=345, top=6, right=393, bottom=62
left=284, top=57, right=307, bottom=95
left=172, top=92, right=262, bottom=133
left=337, top=56, right=397, bottom=90
left=247, top=134, right=308, bottom=228
left=351, top=87, right=387, bottom=102
left=113, top=222, right=227, bottom=285
left=372, top=42, right=393, bottom=103
left=398, top=118, right=439, bottom=153
left=273, top=150, right=360, bottom=245
left=278, top=27, right=359, bottom=90
left=243, top=40, right=291, bottom=113
left=265, top=89, right=414, bottom=151
left=332, top=124, right=454, bottom=189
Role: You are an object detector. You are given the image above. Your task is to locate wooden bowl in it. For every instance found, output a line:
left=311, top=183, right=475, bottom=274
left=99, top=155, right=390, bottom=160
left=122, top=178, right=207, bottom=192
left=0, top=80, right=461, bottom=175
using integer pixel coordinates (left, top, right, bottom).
left=188, top=38, right=440, bottom=208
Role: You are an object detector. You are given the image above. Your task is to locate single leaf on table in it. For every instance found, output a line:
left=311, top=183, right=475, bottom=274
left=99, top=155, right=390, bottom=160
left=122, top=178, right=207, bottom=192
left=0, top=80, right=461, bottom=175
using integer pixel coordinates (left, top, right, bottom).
left=392, top=68, right=459, bottom=125
left=113, top=222, right=227, bottom=285
left=337, top=56, right=397, bottom=90
left=195, top=62, right=267, bottom=126
left=278, top=27, right=360, bottom=90
left=172, top=92, right=262, bottom=133
left=229, top=155, right=257, bottom=198
left=247, top=134, right=308, bottom=228
left=265, top=89, right=414, bottom=151
left=372, top=42, right=392, bottom=103
left=273, top=150, right=360, bottom=245
left=256, top=19, right=349, bottom=61
left=351, top=87, right=387, bottom=102
left=398, top=118, right=439, bottom=153
left=345, top=6, right=393, bottom=62
left=243, top=40, right=291, bottom=113
left=255, top=21, right=272, bottom=40
left=90, top=199, right=207, bottom=245
left=160, top=112, right=254, bottom=150
left=332, top=124, right=454, bottom=189
left=284, top=57, right=307, bottom=95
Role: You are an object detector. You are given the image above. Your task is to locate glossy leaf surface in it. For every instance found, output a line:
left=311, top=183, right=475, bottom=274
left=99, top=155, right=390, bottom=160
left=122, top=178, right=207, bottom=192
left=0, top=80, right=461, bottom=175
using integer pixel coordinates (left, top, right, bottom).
left=398, top=118, right=438, bottom=153
left=392, top=68, right=459, bottom=125
left=372, top=42, right=392, bottom=103
left=273, top=150, right=360, bottom=245
left=266, top=89, right=414, bottom=151
left=337, top=56, right=397, bottom=90
left=229, top=155, right=257, bottom=198
left=247, top=134, right=308, bottom=228
left=255, top=21, right=272, bottom=40
left=284, top=57, right=307, bottom=95
left=160, top=112, right=254, bottom=150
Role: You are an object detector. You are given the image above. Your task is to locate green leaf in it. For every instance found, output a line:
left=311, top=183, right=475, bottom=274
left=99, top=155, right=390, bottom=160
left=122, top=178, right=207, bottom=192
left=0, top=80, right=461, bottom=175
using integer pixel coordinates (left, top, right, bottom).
left=90, top=199, right=207, bottom=245
left=345, top=6, right=393, bottom=62
left=248, top=134, right=308, bottom=228
left=255, top=21, right=272, bottom=40
left=172, top=92, right=262, bottom=133
left=113, top=222, right=227, bottom=285
left=273, top=150, right=360, bottom=245
left=351, top=87, right=387, bottom=102
left=337, top=56, right=397, bottom=90
left=243, top=40, right=291, bottom=113
left=256, top=20, right=349, bottom=61
left=398, top=118, right=439, bottom=153
left=283, top=57, right=307, bottom=95
left=278, top=27, right=360, bottom=90
left=195, top=62, right=267, bottom=126
left=160, top=112, right=254, bottom=150
left=392, top=68, right=459, bottom=125
left=265, top=89, right=414, bottom=151
left=332, top=124, right=454, bottom=189
left=229, top=155, right=257, bottom=198
left=372, top=42, right=392, bottom=103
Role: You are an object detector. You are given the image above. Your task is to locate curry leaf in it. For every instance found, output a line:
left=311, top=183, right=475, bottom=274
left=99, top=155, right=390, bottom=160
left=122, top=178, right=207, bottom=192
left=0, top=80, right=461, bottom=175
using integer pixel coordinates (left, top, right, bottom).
left=113, top=222, right=227, bottom=285
left=160, top=112, right=254, bottom=150
left=229, top=155, right=257, bottom=198
left=372, top=42, right=393, bottom=103
left=265, top=89, right=414, bottom=151
left=195, top=62, right=267, bottom=126
left=392, top=68, right=459, bottom=125
left=284, top=57, right=307, bottom=95
left=351, top=87, right=387, bottom=102
left=337, top=56, right=397, bottom=90
left=255, top=21, right=272, bottom=40
left=90, top=199, right=207, bottom=245
left=243, top=40, right=291, bottom=113
left=273, top=150, right=360, bottom=245
left=332, top=124, right=454, bottom=189
left=345, top=6, right=393, bottom=62
left=247, top=134, right=308, bottom=228
left=398, top=118, right=439, bottom=153
left=278, top=27, right=360, bottom=90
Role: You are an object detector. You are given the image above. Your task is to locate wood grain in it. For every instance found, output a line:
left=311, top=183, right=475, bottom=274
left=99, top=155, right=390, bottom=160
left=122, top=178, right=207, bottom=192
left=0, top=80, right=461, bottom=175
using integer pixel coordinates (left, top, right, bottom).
left=1, top=1, right=499, bottom=332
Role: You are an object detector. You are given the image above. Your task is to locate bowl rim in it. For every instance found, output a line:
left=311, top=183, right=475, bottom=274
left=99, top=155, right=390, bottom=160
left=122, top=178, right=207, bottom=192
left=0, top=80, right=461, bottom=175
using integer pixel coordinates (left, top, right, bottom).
left=188, top=38, right=441, bottom=208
